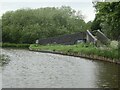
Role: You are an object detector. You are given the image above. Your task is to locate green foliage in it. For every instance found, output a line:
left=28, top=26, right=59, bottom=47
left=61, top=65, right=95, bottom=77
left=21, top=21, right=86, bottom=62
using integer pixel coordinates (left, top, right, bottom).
left=86, top=21, right=92, bottom=30
left=92, top=2, right=120, bottom=40
left=91, top=16, right=102, bottom=31
left=110, top=40, right=118, bottom=49
left=1, top=43, right=30, bottom=48
left=0, top=19, right=2, bottom=42
left=0, top=54, right=10, bottom=66
left=2, top=6, right=87, bottom=44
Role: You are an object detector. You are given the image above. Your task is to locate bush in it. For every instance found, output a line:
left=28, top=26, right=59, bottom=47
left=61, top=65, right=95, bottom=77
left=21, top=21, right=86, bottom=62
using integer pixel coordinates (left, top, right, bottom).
left=0, top=54, right=10, bottom=66
left=1, top=43, right=30, bottom=48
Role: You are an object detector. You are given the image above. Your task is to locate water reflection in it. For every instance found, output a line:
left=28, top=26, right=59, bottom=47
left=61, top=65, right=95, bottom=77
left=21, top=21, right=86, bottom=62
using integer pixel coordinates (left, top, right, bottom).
left=94, top=61, right=119, bottom=88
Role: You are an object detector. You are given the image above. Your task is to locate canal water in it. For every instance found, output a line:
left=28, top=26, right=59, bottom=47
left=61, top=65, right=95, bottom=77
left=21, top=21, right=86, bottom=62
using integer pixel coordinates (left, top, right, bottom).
left=1, top=48, right=119, bottom=88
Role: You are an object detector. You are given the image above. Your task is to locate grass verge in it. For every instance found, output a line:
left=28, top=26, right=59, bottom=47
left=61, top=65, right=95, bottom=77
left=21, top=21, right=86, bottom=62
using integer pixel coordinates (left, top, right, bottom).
left=1, top=43, right=30, bottom=49
left=29, top=43, right=119, bottom=64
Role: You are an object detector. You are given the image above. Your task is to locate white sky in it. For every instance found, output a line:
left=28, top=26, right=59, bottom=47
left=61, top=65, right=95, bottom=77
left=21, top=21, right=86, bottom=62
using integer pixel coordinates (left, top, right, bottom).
left=0, top=0, right=97, bottom=22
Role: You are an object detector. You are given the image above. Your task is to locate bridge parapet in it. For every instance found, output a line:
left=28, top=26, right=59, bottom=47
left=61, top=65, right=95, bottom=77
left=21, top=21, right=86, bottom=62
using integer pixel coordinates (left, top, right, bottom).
left=96, top=30, right=110, bottom=44
left=86, top=30, right=97, bottom=44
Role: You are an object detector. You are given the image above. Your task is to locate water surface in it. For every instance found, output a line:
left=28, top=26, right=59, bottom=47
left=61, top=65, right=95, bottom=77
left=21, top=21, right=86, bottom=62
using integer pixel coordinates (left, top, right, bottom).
left=1, top=48, right=119, bottom=88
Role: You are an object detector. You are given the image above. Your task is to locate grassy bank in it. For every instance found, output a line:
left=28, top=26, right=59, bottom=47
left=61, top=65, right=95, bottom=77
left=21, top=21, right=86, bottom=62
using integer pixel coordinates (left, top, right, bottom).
left=29, top=43, right=119, bottom=63
left=1, top=43, right=30, bottom=49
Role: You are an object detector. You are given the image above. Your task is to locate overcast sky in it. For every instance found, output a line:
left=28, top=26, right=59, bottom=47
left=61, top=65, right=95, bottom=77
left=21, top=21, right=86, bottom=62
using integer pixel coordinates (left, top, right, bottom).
left=0, top=0, right=98, bottom=22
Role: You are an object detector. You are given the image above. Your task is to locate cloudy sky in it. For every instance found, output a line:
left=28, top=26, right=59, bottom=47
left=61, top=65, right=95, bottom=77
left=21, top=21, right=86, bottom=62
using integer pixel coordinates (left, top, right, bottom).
left=0, top=0, right=98, bottom=22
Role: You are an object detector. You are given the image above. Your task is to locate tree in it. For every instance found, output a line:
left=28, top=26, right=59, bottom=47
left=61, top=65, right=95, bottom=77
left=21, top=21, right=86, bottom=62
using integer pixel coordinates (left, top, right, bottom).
left=2, top=6, right=87, bottom=44
left=92, top=1, right=120, bottom=40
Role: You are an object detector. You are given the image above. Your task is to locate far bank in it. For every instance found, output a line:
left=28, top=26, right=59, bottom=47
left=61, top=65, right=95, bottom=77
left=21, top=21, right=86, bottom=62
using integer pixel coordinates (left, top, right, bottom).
left=29, top=43, right=120, bottom=64
left=1, top=42, right=119, bottom=65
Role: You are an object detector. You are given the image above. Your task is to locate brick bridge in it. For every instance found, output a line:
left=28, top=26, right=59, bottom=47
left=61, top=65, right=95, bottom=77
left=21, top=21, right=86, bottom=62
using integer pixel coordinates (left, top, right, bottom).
left=37, top=30, right=109, bottom=45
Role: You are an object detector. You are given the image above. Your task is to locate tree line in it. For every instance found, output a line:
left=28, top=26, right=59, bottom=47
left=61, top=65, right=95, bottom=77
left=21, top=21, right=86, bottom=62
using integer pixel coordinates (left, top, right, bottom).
left=2, top=6, right=90, bottom=44
left=2, top=2, right=120, bottom=44
left=91, top=1, right=120, bottom=40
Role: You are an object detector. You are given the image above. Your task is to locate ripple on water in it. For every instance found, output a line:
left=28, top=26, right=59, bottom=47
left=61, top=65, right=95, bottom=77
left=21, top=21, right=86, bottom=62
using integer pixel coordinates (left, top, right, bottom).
left=2, top=49, right=119, bottom=88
